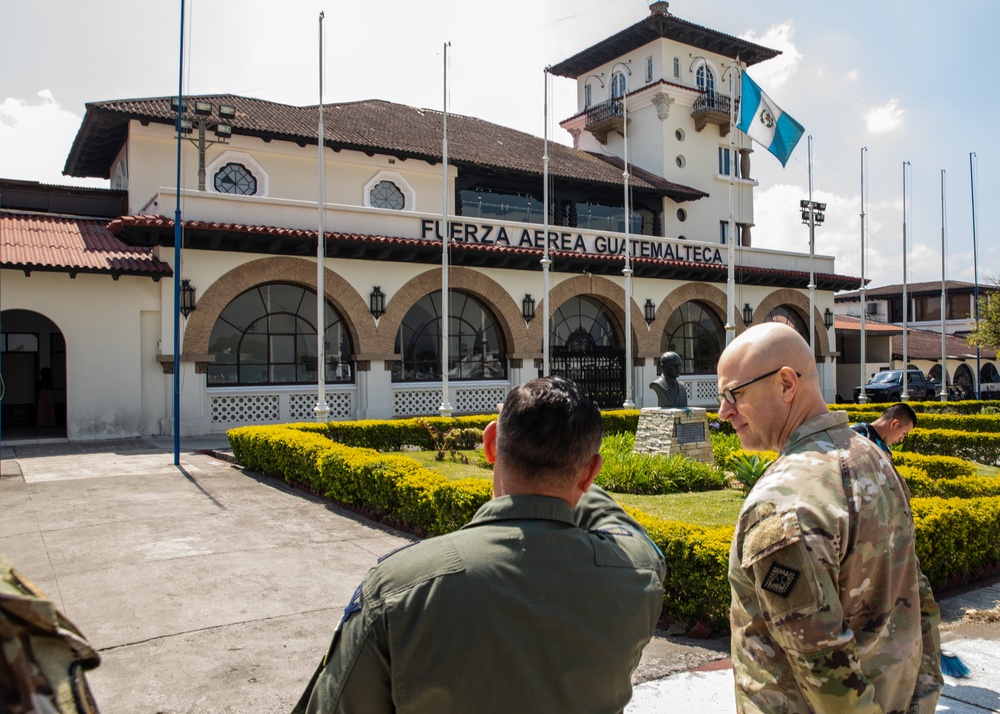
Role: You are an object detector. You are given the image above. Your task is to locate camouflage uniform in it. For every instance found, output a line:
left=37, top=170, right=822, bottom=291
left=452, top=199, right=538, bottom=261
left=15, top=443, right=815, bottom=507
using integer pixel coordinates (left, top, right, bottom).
left=294, top=486, right=666, bottom=713
left=729, top=411, right=943, bottom=713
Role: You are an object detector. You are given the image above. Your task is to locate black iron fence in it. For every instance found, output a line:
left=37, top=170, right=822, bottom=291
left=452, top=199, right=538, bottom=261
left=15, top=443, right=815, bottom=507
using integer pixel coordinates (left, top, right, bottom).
left=585, top=99, right=624, bottom=127
left=692, top=92, right=731, bottom=114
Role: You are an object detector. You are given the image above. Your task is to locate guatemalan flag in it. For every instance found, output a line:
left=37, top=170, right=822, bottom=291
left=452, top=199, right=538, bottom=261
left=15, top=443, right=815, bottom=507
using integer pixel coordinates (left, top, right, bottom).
left=738, top=72, right=804, bottom=167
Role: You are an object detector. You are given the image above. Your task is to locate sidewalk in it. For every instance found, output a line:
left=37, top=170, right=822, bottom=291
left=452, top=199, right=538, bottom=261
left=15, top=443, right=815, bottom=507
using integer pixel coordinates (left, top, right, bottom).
left=2, top=436, right=999, bottom=713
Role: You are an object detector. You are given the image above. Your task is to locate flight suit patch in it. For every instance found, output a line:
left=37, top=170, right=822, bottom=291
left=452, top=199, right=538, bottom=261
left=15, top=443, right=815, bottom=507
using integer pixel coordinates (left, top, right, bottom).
left=761, top=562, right=799, bottom=597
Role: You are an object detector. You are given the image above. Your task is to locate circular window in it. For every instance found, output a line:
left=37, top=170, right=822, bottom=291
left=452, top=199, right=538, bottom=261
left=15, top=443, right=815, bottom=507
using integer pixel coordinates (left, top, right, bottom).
left=675, top=129, right=685, bottom=141
left=370, top=180, right=405, bottom=210
left=213, top=162, right=257, bottom=195
left=675, top=155, right=686, bottom=169
left=676, top=208, right=687, bottom=222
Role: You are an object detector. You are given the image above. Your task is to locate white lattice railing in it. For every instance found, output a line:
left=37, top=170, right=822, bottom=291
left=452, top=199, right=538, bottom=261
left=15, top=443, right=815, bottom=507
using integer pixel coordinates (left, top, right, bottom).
left=392, top=381, right=510, bottom=417
left=208, top=385, right=356, bottom=431
left=680, top=376, right=719, bottom=408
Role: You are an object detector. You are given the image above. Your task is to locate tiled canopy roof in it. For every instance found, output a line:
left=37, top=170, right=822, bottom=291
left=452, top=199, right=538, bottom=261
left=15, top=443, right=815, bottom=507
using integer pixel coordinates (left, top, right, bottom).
left=891, top=328, right=997, bottom=361
left=833, top=315, right=903, bottom=334
left=548, top=4, right=779, bottom=78
left=63, top=95, right=707, bottom=203
left=836, top=280, right=991, bottom=300
left=1, top=211, right=172, bottom=279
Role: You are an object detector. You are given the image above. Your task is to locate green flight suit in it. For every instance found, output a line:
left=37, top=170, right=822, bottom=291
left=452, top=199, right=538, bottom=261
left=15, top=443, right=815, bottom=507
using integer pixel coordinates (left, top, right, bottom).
left=295, top=486, right=666, bottom=713
left=729, top=411, right=943, bottom=713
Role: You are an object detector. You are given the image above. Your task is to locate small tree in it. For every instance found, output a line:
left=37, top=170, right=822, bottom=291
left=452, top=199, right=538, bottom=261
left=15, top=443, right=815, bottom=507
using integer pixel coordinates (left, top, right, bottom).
left=967, top=279, right=1000, bottom=349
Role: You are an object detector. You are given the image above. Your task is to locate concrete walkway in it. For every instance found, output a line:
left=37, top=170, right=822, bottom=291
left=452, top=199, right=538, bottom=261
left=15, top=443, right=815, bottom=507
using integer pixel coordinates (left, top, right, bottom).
left=2, top=435, right=998, bottom=713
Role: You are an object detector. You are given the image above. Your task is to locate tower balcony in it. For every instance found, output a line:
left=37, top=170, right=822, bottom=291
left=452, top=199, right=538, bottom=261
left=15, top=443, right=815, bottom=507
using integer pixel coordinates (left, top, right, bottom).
left=585, top=98, right=628, bottom=145
left=691, top=92, right=731, bottom=136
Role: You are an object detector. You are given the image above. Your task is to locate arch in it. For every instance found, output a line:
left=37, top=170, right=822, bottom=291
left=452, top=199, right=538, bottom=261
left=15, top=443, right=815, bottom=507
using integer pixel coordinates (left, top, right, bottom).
left=659, top=301, right=726, bottom=375
left=533, top=275, right=646, bottom=358
left=752, top=289, right=832, bottom=357
left=183, top=257, right=372, bottom=357
left=372, top=267, right=526, bottom=357
left=647, top=283, right=728, bottom=356
left=954, top=363, right=975, bottom=398
left=981, top=362, right=1000, bottom=385
left=1, top=309, right=66, bottom=434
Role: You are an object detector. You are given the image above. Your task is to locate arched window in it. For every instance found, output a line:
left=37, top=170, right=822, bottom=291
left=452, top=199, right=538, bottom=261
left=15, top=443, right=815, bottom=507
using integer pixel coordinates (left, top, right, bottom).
left=611, top=71, right=628, bottom=100
left=550, top=296, right=624, bottom=408
left=982, top=363, right=1000, bottom=384
left=207, top=283, right=352, bottom=385
left=369, top=180, right=405, bottom=210
left=393, top=291, right=506, bottom=382
left=661, top=301, right=724, bottom=374
left=927, top=364, right=949, bottom=384
left=696, top=65, right=716, bottom=94
left=767, top=306, right=808, bottom=342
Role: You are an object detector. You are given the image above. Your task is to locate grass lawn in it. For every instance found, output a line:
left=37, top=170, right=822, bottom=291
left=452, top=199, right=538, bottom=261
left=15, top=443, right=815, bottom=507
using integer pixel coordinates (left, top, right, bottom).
left=613, top=489, right=745, bottom=528
left=405, top=450, right=491, bottom=480
left=406, top=450, right=745, bottom=527
left=978, top=463, right=1000, bottom=477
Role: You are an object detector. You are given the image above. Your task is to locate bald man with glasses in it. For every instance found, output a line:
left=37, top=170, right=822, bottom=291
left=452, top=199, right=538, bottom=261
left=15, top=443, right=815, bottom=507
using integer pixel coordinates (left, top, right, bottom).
left=716, top=323, right=942, bottom=714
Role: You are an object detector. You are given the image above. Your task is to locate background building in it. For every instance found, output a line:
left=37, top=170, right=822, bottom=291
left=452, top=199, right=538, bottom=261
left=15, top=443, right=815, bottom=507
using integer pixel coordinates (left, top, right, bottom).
left=1, top=4, right=856, bottom=441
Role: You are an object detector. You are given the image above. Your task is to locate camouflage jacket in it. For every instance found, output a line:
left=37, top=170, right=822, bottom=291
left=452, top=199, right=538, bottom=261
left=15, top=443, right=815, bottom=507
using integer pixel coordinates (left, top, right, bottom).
left=729, top=411, right=943, bottom=714
left=294, top=486, right=666, bottom=714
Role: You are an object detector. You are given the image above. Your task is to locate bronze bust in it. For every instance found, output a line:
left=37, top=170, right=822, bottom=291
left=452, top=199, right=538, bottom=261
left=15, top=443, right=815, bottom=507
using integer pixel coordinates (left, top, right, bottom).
left=650, top=351, right=688, bottom=408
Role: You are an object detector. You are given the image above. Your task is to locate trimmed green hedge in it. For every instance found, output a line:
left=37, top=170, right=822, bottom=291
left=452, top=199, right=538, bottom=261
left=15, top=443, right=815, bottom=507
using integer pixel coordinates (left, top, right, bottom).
left=913, top=496, right=1000, bottom=587
left=892, top=452, right=977, bottom=480
left=831, top=400, right=1000, bottom=416
left=904, top=427, right=1000, bottom=466
left=842, top=410, right=1000, bottom=434
left=230, top=414, right=1000, bottom=632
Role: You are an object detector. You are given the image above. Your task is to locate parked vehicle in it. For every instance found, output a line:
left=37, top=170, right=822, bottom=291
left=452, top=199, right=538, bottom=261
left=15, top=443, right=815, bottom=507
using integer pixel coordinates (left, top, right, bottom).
left=853, top=369, right=940, bottom=403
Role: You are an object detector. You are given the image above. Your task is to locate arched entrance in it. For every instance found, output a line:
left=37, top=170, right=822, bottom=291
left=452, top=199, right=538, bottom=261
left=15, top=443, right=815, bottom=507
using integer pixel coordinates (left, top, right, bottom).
left=550, top=296, right=624, bottom=408
left=954, top=363, right=975, bottom=400
left=1, top=310, right=66, bottom=438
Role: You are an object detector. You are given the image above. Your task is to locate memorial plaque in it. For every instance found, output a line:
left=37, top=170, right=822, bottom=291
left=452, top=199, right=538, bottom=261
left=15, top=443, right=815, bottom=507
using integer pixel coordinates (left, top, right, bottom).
left=676, top=422, right=705, bottom=444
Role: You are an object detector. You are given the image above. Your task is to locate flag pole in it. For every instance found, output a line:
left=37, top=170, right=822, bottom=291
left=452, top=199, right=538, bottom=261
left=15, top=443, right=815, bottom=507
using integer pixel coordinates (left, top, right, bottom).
left=725, top=59, right=738, bottom=345
left=940, top=169, right=948, bottom=401
left=807, top=135, right=816, bottom=355
left=172, top=0, right=185, bottom=465
left=439, top=42, right=454, bottom=417
left=970, top=152, right=981, bottom=399
left=858, top=147, right=869, bottom=403
left=613, top=60, right=634, bottom=409
left=541, top=67, right=552, bottom=377
left=902, top=160, right=911, bottom=401
left=314, top=11, right=330, bottom=422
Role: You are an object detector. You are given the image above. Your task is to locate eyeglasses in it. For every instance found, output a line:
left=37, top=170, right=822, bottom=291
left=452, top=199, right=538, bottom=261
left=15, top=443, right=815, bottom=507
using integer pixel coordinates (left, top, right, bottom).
left=717, top=367, right=800, bottom=406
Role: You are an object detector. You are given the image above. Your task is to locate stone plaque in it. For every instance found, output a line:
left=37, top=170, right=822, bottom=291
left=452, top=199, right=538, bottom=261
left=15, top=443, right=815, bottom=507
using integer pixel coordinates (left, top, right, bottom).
left=676, top=422, right=705, bottom=444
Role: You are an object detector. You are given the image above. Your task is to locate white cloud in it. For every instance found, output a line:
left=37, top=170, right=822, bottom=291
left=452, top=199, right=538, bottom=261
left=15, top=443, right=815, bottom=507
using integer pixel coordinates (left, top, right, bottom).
left=740, top=21, right=802, bottom=88
left=863, top=99, right=905, bottom=134
left=846, top=69, right=859, bottom=81
left=0, top=91, right=106, bottom=187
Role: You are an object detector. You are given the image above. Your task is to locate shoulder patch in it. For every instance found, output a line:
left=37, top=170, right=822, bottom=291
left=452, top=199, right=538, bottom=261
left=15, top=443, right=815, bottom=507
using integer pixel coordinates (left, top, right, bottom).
left=377, top=540, right=419, bottom=563
left=341, top=582, right=363, bottom=623
left=761, top=562, right=800, bottom=598
left=589, top=525, right=633, bottom=537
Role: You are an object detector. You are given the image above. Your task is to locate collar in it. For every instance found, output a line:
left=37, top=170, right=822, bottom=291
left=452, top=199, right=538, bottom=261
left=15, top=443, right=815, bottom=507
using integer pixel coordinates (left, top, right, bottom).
left=462, top=494, right=576, bottom=529
left=781, top=410, right=849, bottom=455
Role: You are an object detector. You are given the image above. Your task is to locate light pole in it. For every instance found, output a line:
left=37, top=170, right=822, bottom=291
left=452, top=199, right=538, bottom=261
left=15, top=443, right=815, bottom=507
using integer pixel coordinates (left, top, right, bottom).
left=172, top=99, right=234, bottom=191
left=799, top=196, right=825, bottom=354
left=859, top=147, right=869, bottom=403
left=611, top=60, right=634, bottom=408
left=314, top=12, right=330, bottom=422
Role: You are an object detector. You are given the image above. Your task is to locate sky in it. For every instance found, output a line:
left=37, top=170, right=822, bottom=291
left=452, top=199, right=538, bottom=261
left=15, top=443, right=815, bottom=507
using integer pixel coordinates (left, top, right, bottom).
left=1, top=0, right=997, bottom=290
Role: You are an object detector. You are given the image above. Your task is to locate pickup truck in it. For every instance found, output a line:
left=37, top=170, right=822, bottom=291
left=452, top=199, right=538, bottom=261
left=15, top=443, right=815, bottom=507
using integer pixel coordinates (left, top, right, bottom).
left=853, top=369, right=940, bottom=403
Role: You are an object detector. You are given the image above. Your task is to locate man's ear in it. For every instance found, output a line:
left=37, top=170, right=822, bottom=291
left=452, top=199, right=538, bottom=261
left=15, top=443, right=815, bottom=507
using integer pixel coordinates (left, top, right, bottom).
left=779, top=366, right=799, bottom=403
left=483, top=421, right=498, bottom=464
left=576, top=452, right=602, bottom=494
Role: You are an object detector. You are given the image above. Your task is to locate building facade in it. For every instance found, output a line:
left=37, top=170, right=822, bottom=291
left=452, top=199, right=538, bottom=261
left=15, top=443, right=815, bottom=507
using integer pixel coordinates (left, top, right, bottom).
left=1, top=4, right=857, bottom=441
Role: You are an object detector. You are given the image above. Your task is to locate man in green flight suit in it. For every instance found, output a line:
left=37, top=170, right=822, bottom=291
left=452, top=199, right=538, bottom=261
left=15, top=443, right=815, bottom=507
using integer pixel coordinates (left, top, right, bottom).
left=294, top=376, right=667, bottom=713
left=716, top=323, right=942, bottom=713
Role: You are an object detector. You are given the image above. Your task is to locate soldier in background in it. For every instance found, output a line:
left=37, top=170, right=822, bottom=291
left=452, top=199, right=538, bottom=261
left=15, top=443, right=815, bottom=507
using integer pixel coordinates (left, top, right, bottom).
left=294, top=376, right=666, bottom=713
left=851, top=402, right=917, bottom=453
left=716, top=323, right=942, bottom=713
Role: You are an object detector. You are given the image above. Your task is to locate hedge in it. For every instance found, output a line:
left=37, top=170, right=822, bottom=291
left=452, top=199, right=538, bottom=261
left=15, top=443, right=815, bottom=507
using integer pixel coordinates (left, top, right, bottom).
left=230, top=416, right=1000, bottom=632
left=904, top=427, right=1000, bottom=465
left=843, top=411, right=1000, bottom=434
left=892, top=452, right=977, bottom=480
left=831, top=400, right=1000, bottom=415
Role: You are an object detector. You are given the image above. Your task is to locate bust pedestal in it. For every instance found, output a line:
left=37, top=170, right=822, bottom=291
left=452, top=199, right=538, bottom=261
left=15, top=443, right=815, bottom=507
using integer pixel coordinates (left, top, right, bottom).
left=634, top=407, right=713, bottom=464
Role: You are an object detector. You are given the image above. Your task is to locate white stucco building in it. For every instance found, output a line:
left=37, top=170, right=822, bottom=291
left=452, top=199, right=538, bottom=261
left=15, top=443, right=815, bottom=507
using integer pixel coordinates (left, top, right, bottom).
left=1, top=3, right=856, bottom=441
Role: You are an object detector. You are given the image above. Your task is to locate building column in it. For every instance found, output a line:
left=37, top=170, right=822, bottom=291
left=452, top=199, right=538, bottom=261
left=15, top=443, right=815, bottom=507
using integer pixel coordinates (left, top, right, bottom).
left=739, top=148, right=752, bottom=181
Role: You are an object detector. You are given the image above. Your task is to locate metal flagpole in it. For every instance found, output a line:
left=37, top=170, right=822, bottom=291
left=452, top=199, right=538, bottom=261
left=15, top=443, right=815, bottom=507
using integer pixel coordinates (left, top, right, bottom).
left=970, top=152, right=981, bottom=399
left=172, top=0, right=186, bottom=465
left=858, top=147, right=869, bottom=403
left=725, top=59, right=738, bottom=345
left=807, top=136, right=816, bottom=355
left=902, top=160, right=910, bottom=401
left=612, top=60, right=634, bottom=408
left=940, top=169, right=948, bottom=401
left=439, top=42, right=453, bottom=417
left=314, top=11, right=330, bottom=422
left=542, top=67, right=552, bottom=377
